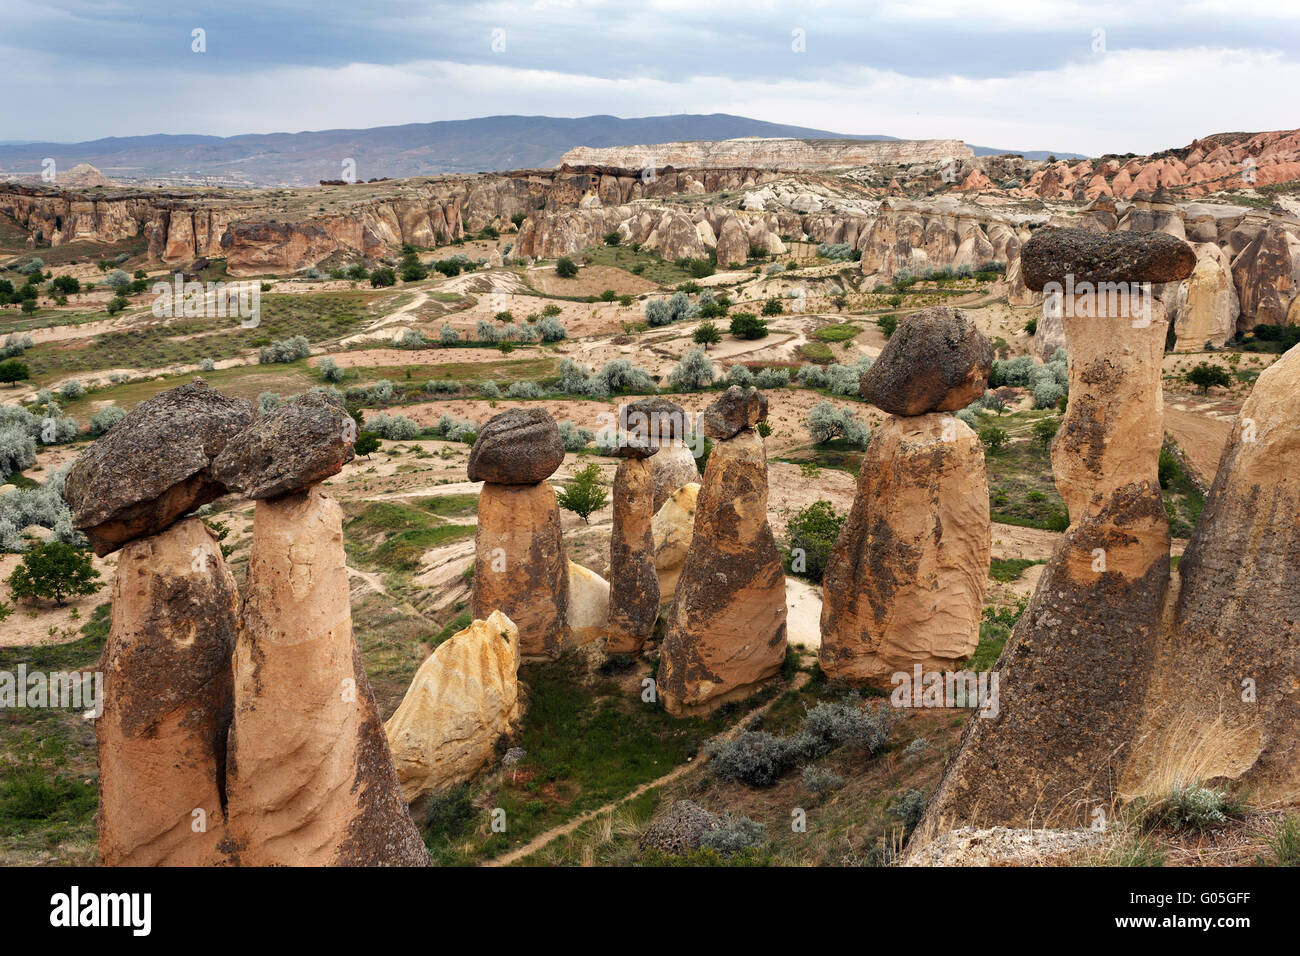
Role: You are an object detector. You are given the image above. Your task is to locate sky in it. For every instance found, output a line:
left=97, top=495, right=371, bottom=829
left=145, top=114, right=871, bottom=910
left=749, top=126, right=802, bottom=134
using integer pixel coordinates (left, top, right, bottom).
left=2, top=0, right=1298, bottom=155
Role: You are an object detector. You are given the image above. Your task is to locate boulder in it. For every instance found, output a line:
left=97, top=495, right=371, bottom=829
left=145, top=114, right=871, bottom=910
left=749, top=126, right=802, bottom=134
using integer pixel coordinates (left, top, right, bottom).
left=1123, top=341, right=1300, bottom=804
left=658, top=430, right=787, bottom=715
left=858, top=306, right=993, bottom=415
left=384, top=611, right=522, bottom=807
left=65, top=379, right=255, bottom=555
left=97, top=518, right=237, bottom=866
left=467, top=408, right=565, bottom=484
left=819, top=414, right=990, bottom=687
left=621, top=397, right=689, bottom=444
left=912, top=284, right=1171, bottom=843
left=653, top=482, right=699, bottom=599
left=606, top=456, right=660, bottom=654
left=701, top=385, right=767, bottom=440
left=1020, top=227, right=1196, bottom=291
left=472, top=480, right=569, bottom=659
left=638, top=799, right=721, bottom=855
left=566, top=561, right=610, bottom=647
left=225, top=485, right=426, bottom=866
left=211, top=391, right=355, bottom=499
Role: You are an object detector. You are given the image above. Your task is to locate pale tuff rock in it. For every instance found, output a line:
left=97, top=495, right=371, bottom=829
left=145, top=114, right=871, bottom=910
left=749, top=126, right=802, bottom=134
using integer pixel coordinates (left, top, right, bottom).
left=858, top=307, right=993, bottom=416
left=658, top=430, right=787, bottom=715
left=211, top=390, right=355, bottom=499
left=653, top=482, right=699, bottom=600
left=606, top=455, right=660, bottom=654
left=819, top=414, right=990, bottom=687
left=65, top=379, right=255, bottom=556
left=1124, top=342, right=1300, bottom=804
left=384, top=611, right=522, bottom=807
left=904, top=827, right=1104, bottom=867
left=1031, top=297, right=1067, bottom=361
left=467, top=408, right=565, bottom=484
left=472, top=481, right=569, bottom=660
left=225, top=486, right=425, bottom=866
left=566, top=561, right=610, bottom=647
left=1167, top=242, right=1240, bottom=351
left=97, top=518, right=237, bottom=867
left=648, top=443, right=701, bottom=512
left=559, top=137, right=972, bottom=170
left=913, top=280, right=1171, bottom=844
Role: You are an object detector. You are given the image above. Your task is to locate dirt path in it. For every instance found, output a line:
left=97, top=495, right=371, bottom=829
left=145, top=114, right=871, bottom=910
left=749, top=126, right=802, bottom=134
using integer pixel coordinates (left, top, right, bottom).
left=1163, top=393, right=1238, bottom=485
left=484, top=671, right=811, bottom=867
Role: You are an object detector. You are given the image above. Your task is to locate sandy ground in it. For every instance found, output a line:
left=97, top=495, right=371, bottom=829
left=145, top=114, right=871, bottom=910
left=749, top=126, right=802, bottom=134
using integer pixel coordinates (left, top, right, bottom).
left=0, top=550, right=115, bottom=647
left=1163, top=391, right=1240, bottom=484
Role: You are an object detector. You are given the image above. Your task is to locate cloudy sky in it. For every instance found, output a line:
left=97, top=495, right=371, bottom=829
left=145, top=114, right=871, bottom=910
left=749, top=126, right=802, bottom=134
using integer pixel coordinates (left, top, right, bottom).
left=4, top=0, right=1298, bottom=155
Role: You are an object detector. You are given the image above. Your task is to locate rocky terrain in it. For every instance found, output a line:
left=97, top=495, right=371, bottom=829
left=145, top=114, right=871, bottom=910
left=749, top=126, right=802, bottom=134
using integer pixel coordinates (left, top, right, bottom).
left=2, top=123, right=1299, bottom=870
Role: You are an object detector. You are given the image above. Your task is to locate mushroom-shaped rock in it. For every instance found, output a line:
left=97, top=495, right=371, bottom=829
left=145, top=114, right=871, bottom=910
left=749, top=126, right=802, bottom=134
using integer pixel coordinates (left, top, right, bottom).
left=1020, top=227, right=1196, bottom=292
left=467, top=408, right=565, bottom=484
left=211, top=391, right=355, bottom=499
left=858, top=307, right=992, bottom=416
left=702, top=385, right=768, bottom=440
left=65, top=379, right=254, bottom=555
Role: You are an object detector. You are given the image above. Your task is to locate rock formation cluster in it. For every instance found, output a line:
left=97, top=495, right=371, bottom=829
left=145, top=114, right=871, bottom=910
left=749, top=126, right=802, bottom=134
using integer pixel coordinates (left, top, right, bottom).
left=820, top=307, right=992, bottom=687
left=68, top=378, right=425, bottom=866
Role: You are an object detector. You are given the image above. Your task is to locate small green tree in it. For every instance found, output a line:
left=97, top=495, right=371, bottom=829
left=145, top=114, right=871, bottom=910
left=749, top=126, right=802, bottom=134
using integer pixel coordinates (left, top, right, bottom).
left=7, top=542, right=102, bottom=607
left=1033, top=417, right=1060, bottom=449
left=784, top=501, right=845, bottom=583
left=730, top=313, right=769, bottom=340
left=555, top=257, right=578, bottom=279
left=603, top=231, right=621, bottom=246
left=877, top=314, right=898, bottom=339
left=0, top=360, right=29, bottom=386
left=979, top=425, right=1009, bottom=453
left=1185, top=362, right=1232, bottom=394
left=370, top=267, right=397, bottom=288
left=556, top=463, right=607, bottom=523
left=761, top=297, right=783, bottom=317
left=354, top=431, right=381, bottom=458
left=694, top=321, right=722, bottom=349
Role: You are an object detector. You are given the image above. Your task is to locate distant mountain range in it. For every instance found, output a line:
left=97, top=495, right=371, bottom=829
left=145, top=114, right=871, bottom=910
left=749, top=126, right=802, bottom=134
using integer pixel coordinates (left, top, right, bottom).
left=0, top=114, right=1085, bottom=187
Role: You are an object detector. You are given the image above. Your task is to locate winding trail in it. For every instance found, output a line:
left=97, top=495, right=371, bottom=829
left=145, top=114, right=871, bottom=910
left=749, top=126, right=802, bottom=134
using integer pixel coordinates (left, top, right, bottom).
left=483, top=670, right=811, bottom=867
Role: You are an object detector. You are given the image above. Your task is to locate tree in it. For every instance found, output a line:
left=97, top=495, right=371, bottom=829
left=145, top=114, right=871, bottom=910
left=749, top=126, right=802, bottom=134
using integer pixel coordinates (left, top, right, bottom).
left=555, top=256, right=578, bottom=278
left=51, top=274, right=80, bottom=295
left=603, top=231, right=621, bottom=246
left=400, top=260, right=428, bottom=282
left=877, top=314, right=898, bottom=339
left=694, top=321, right=722, bottom=349
left=370, top=266, right=397, bottom=287
left=556, top=463, right=607, bottom=523
left=729, top=313, right=769, bottom=340
left=354, top=431, right=381, bottom=458
left=979, top=425, right=1009, bottom=453
left=0, top=360, right=29, bottom=386
left=761, top=297, right=783, bottom=316
left=7, top=542, right=101, bottom=607
left=784, top=500, right=845, bottom=583
left=668, top=347, right=715, bottom=390
left=805, top=401, right=869, bottom=447
left=1185, top=361, right=1232, bottom=394
left=1032, top=416, right=1060, bottom=449
left=106, top=295, right=129, bottom=315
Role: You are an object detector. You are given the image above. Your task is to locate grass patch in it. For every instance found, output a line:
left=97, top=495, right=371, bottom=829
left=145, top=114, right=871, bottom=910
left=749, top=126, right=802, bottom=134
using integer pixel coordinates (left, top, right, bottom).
left=811, top=322, right=860, bottom=343
left=989, top=557, right=1041, bottom=582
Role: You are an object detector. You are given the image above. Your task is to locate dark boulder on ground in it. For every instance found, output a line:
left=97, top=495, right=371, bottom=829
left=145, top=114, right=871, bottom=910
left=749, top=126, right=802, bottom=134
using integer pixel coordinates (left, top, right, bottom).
left=858, top=306, right=992, bottom=416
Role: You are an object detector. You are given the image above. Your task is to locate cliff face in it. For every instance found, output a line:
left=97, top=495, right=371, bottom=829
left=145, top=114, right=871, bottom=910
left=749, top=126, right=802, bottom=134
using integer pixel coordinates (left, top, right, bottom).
left=560, top=137, right=973, bottom=169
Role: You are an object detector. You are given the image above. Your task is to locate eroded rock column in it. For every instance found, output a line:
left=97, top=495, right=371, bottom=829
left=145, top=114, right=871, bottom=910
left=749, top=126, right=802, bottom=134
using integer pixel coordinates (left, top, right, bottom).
left=469, top=409, right=569, bottom=660
left=913, top=229, right=1194, bottom=844
left=658, top=387, right=787, bottom=715
left=96, top=519, right=238, bottom=866
left=820, top=307, right=992, bottom=686
left=606, top=439, right=660, bottom=654
left=1124, top=340, right=1300, bottom=803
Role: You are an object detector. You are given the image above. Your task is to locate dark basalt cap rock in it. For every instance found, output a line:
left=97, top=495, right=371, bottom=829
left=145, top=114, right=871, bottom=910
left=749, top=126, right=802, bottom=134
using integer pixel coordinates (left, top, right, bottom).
left=620, top=397, right=688, bottom=442
left=702, top=385, right=768, bottom=440
left=467, top=407, right=565, bottom=484
left=859, top=306, right=993, bottom=416
left=1020, top=227, right=1196, bottom=291
left=210, top=391, right=356, bottom=500
left=65, top=379, right=256, bottom=556
left=611, top=434, right=659, bottom=460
